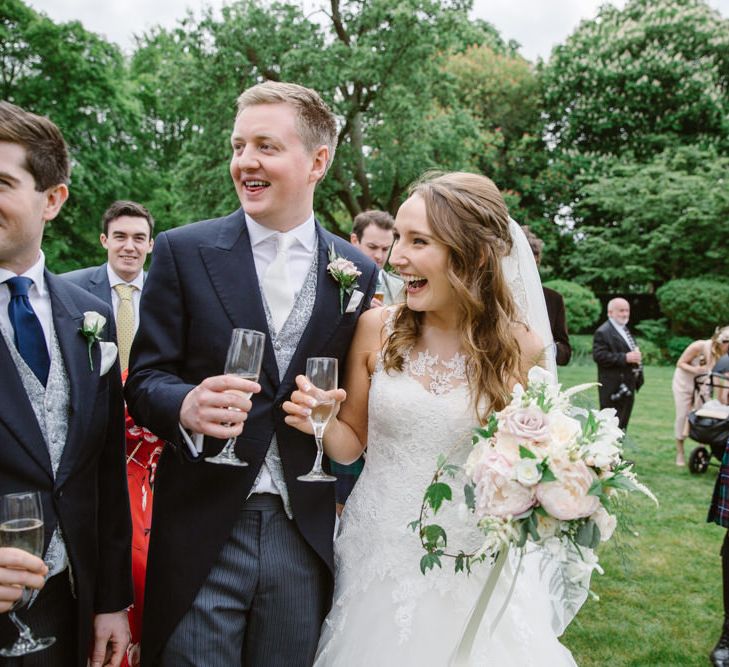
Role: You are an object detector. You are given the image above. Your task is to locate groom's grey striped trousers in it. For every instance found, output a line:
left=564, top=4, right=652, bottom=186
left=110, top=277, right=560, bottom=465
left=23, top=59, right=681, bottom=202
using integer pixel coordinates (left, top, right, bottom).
left=160, top=494, right=328, bottom=667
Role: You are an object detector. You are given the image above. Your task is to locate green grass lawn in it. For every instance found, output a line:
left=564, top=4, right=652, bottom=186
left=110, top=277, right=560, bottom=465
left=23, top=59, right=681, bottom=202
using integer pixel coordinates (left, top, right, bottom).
left=559, top=365, right=723, bottom=666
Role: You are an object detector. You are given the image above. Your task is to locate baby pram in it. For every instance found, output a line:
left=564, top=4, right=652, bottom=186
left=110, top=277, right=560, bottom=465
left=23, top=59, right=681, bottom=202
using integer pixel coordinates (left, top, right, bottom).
left=687, top=372, right=729, bottom=474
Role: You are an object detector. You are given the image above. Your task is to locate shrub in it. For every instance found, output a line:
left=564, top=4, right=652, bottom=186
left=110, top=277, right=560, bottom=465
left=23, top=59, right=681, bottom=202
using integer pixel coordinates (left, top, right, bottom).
left=635, top=318, right=670, bottom=348
left=666, top=336, right=693, bottom=364
left=656, top=279, right=729, bottom=338
left=544, top=279, right=601, bottom=334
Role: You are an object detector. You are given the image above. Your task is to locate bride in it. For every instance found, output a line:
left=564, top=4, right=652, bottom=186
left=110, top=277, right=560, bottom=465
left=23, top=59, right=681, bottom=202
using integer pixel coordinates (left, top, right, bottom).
left=284, top=172, right=579, bottom=665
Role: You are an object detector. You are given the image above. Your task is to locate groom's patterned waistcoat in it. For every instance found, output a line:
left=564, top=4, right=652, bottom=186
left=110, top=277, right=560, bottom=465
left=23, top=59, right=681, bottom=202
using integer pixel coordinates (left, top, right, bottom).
left=255, top=248, right=319, bottom=518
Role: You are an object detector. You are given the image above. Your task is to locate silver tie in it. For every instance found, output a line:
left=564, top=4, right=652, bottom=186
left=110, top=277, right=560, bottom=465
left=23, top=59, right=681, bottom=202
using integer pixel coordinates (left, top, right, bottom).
left=262, top=233, right=295, bottom=333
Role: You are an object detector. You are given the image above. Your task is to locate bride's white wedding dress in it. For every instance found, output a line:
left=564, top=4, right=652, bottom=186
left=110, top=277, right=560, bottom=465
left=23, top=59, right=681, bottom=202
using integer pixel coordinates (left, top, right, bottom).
left=314, top=345, right=578, bottom=666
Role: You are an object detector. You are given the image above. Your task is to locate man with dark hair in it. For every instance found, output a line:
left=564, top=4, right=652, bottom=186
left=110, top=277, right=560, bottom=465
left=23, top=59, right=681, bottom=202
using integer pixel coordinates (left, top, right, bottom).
left=63, top=200, right=154, bottom=372
left=521, top=225, right=572, bottom=366
left=125, top=81, right=377, bottom=665
left=350, top=210, right=404, bottom=306
left=0, top=101, right=131, bottom=666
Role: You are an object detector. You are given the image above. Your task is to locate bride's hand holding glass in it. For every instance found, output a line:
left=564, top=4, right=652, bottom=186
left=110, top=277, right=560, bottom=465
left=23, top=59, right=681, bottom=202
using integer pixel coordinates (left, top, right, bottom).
left=0, top=548, right=47, bottom=613
left=282, top=374, right=346, bottom=436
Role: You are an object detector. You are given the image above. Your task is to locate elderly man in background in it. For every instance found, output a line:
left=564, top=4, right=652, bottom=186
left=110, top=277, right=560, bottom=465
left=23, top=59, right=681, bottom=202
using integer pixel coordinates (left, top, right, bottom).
left=593, top=297, right=644, bottom=430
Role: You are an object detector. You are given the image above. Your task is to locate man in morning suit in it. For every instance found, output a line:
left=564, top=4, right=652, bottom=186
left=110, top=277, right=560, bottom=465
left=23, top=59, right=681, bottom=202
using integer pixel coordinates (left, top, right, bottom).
left=0, top=102, right=132, bottom=666
left=125, top=82, right=378, bottom=666
left=593, top=297, right=644, bottom=430
left=62, top=200, right=154, bottom=372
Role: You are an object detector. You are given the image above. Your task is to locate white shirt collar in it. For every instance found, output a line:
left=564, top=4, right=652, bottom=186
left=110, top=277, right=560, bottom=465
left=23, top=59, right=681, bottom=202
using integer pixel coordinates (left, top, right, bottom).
left=0, top=250, right=47, bottom=296
left=106, top=264, right=144, bottom=290
left=245, top=212, right=317, bottom=253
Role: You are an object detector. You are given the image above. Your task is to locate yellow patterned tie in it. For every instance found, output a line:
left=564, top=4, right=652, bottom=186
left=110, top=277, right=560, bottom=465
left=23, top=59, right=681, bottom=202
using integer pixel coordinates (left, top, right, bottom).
left=114, top=283, right=136, bottom=372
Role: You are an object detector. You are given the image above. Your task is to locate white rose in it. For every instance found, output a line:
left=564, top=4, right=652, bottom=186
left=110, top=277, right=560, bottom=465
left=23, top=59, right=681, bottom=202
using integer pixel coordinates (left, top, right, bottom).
left=83, top=310, right=107, bottom=334
left=535, top=513, right=562, bottom=541
left=548, top=412, right=582, bottom=450
left=499, top=405, right=550, bottom=443
left=590, top=506, right=617, bottom=542
left=582, top=439, right=621, bottom=469
left=515, top=458, right=541, bottom=486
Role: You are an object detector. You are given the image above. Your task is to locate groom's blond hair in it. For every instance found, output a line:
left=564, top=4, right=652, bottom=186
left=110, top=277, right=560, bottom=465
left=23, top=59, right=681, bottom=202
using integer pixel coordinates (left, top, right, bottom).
left=236, top=81, right=338, bottom=176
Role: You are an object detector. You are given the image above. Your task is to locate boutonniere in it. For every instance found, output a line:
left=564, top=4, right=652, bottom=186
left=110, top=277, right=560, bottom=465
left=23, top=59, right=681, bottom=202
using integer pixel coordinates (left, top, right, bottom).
left=79, top=311, right=107, bottom=371
left=327, top=244, right=362, bottom=314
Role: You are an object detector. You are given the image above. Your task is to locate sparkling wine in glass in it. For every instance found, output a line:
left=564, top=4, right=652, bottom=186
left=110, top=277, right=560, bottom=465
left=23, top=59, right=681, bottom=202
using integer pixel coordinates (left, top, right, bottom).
left=0, top=491, right=55, bottom=657
left=298, top=357, right=338, bottom=483
left=206, top=328, right=266, bottom=466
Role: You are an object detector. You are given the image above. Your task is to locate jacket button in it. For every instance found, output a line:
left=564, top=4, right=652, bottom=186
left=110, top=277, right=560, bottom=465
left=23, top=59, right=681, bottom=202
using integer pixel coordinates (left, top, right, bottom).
left=54, top=489, right=63, bottom=500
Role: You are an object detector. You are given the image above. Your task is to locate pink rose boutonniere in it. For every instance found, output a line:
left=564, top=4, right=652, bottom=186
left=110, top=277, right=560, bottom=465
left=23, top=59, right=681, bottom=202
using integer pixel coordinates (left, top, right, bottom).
left=327, top=244, right=361, bottom=314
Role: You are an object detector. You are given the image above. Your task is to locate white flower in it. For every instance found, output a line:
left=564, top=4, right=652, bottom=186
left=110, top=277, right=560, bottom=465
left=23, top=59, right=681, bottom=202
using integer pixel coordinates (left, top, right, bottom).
left=548, top=412, right=582, bottom=450
left=590, top=506, right=617, bottom=542
left=499, top=405, right=550, bottom=442
left=527, top=365, right=556, bottom=387
left=514, top=458, right=541, bottom=486
left=536, top=458, right=600, bottom=520
left=82, top=310, right=106, bottom=334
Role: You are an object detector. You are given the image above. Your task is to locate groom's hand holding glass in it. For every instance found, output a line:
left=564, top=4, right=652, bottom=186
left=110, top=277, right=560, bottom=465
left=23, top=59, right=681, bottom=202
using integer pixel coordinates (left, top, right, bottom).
left=179, top=374, right=261, bottom=442
left=0, top=548, right=47, bottom=613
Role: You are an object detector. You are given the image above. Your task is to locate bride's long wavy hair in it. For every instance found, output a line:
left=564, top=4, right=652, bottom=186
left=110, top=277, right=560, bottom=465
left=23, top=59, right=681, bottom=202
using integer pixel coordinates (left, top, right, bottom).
left=382, top=171, right=524, bottom=421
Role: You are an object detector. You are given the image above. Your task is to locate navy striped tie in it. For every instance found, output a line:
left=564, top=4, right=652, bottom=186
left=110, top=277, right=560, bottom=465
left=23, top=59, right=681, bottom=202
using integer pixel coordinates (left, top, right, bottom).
left=5, top=277, right=50, bottom=385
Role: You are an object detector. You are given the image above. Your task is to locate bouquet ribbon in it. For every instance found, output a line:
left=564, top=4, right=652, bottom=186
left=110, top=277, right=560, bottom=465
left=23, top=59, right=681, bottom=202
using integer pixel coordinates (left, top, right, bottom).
left=449, top=548, right=523, bottom=666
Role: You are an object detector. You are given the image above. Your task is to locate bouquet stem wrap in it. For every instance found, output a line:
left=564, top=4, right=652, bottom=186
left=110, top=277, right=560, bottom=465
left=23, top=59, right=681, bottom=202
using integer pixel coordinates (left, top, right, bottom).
left=449, top=549, right=509, bottom=666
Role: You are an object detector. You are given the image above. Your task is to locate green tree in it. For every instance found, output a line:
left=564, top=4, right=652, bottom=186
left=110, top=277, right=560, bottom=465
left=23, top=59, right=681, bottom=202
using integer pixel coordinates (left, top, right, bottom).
left=1, top=0, right=147, bottom=270
left=567, top=146, right=729, bottom=292
left=131, top=0, right=509, bottom=232
left=536, top=0, right=729, bottom=292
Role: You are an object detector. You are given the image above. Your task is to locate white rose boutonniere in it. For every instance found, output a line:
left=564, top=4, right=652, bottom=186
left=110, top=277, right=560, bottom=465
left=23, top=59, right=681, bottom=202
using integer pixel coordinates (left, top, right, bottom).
left=327, top=244, right=361, bottom=314
left=79, top=311, right=107, bottom=371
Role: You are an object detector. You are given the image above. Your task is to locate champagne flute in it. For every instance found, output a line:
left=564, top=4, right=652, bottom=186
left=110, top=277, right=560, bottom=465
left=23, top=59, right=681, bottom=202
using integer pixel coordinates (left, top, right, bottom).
left=0, top=491, right=55, bottom=657
left=298, top=357, right=338, bottom=483
left=206, top=328, right=266, bottom=466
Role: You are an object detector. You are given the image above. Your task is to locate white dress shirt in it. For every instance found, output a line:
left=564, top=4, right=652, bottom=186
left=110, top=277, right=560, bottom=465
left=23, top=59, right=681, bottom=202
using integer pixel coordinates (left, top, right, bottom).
left=0, top=251, right=53, bottom=356
left=609, top=318, right=634, bottom=350
left=246, top=211, right=317, bottom=293
left=107, top=265, right=144, bottom=334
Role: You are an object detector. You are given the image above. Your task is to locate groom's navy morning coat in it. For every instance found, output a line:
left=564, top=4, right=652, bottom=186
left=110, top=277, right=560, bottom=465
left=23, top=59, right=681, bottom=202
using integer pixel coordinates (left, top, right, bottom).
left=124, top=209, right=377, bottom=665
left=0, top=272, right=132, bottom=665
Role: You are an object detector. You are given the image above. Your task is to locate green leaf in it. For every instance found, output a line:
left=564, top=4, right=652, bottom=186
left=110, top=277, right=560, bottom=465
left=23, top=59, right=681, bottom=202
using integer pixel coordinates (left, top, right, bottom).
left=540, top=463, right=557, bottom=482
left=587, top=479, right=604, bottom=497
left=422, top=524, right=447, bottom=548
left=442, top=463, right=460, bottom=478
left=527, top=511, right=541, bottom=541
left=516, top=520, right=530, bottom=548
left=420, top=552, right=443, bottom=575
left=408, top=520, right=421, bottom=532
left=464, top=483, right=476, bottom=511
left=455, top=554, right=465, bottom=573
left=534, top=505, right=549, bottom=517
left=519, top=445, right=537, bottom=459
left=436, top=453, right=447, bottom=469
left=425, top=482, right=452, bottom=513
left=575, top=520, right=601, bottom=549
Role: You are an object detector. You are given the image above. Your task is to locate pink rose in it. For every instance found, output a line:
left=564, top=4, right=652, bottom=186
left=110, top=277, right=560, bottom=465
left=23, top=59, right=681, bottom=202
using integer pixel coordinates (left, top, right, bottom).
left=536, top=458, right=600, bottom=521
left=472, top=451, right=536, bottom=519
left=499, top=405, right=550, bottom=443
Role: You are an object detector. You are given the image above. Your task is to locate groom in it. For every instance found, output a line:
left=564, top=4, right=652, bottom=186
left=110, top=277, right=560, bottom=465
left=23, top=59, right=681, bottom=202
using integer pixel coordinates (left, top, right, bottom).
left=125, top=81, right=377, bottom=666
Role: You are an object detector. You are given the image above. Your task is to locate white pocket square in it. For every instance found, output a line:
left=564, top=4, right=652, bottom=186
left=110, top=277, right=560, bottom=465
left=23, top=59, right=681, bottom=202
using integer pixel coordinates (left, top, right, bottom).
left=345, top=289, right=364, bottom=313
left=99, top=342, right=118, bottom=376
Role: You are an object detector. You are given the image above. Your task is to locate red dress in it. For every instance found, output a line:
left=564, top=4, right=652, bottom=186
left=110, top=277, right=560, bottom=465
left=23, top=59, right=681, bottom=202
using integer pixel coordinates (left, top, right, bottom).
left=121, top=376, right=163, bottom=667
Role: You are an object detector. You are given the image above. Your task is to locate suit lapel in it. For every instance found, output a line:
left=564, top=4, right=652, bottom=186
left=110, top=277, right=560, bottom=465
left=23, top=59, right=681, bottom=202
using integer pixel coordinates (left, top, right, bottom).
left=89, top=264, right=113, bottom=309
left=46, top=272, right=102, bottom=483
left=0, top=334, right=53, bottom=476
left=199, top=210, right=279, bottom=387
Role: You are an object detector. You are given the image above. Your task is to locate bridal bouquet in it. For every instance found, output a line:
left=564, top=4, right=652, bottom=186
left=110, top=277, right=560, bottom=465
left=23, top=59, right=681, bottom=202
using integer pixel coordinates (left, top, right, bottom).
left=415, top=366, right=656, bottom=578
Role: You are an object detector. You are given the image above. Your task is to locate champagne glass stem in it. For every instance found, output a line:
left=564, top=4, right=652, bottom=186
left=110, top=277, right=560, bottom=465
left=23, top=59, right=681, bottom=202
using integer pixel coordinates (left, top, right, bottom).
left=8, top=612, right=35, bottom=644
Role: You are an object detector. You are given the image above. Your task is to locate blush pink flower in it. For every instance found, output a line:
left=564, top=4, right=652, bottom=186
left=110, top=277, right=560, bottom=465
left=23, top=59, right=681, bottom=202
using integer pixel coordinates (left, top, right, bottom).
left=499, top=405, right=550, bottom=443
left=536, top=458, right=600, bottom=521
left=472, top=451, right=536, bottom=519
